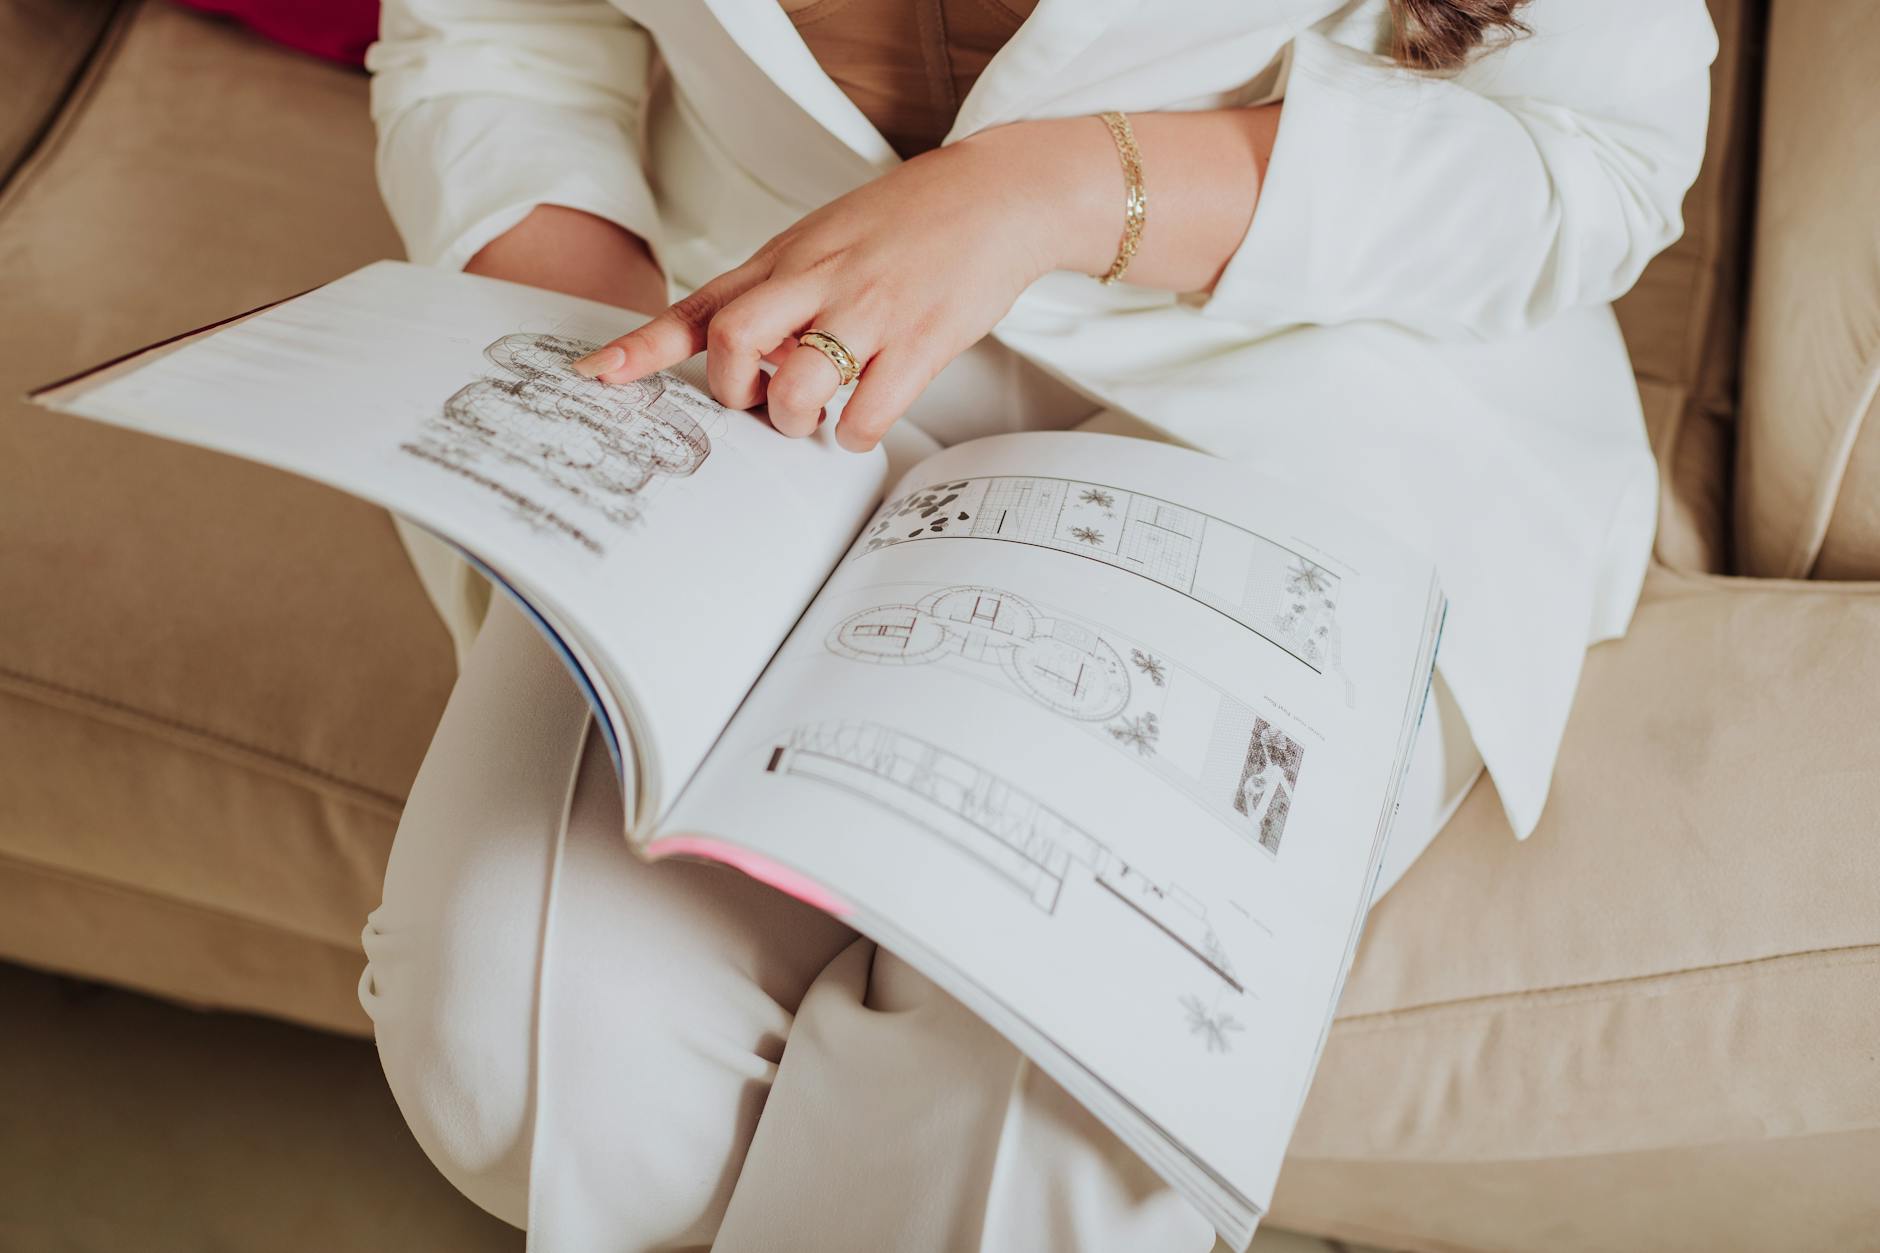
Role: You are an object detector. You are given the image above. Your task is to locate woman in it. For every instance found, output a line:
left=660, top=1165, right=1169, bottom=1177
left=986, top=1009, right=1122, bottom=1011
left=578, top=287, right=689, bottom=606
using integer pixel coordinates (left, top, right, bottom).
left=359, top=1, right=1715, bottom=1249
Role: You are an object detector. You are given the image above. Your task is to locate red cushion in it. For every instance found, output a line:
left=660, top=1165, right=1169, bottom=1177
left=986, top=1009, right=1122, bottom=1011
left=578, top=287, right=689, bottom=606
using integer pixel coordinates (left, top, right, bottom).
left=171, top=0, right=379, bottom=67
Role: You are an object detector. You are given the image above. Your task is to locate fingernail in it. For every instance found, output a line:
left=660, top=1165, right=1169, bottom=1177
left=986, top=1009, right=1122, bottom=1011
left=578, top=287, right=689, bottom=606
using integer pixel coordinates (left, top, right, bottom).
left=571, top=346, right=626, bottom=378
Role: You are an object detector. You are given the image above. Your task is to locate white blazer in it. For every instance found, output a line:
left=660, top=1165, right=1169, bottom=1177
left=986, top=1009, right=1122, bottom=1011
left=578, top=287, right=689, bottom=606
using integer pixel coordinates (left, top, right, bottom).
left=367, top=0, right=1717, bottom=839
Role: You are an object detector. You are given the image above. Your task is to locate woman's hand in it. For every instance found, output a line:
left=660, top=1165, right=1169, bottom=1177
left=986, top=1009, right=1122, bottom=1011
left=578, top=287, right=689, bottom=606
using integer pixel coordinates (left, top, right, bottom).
left=572, top=118, right=1123, bottom=452
left=569, top=107, right=1280, bottom=452
left=465, top=204, right=668, bottom=316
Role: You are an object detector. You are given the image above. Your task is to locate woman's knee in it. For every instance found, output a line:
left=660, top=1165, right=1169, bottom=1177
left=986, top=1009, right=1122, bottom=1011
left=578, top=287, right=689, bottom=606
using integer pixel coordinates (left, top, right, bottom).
left=359, top=881, right=801, bottom=1247
left=360, top=901, right=540, bottom=1228
left=353, top=594, right=597, bottom=1226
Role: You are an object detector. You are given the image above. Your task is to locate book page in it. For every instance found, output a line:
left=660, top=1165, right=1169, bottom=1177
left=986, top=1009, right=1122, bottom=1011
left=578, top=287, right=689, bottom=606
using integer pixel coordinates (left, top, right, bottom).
left=39, top=262, right=889, bottom=815
left=656, top=432, right=1441, bottom=1244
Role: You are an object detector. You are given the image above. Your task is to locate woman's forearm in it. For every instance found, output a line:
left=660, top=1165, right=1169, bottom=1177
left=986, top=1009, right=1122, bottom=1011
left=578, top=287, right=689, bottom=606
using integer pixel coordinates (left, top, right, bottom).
left=962, top=106, right=1282, bottom=295
left=465, top=204, right=668, bottom=314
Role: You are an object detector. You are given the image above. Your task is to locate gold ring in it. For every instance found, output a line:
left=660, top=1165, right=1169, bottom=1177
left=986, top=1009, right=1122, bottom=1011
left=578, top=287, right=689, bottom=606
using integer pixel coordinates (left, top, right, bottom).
left=799, top=329, right=862, bottom=386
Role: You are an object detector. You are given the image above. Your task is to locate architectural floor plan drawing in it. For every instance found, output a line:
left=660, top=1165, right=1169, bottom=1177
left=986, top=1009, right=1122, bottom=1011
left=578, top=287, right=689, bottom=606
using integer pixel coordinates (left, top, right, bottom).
left=857, top=475, right=1343, bottom=672
left=826, top=584, right=1307, bottom=854
left=400, top=332, right=715, bottom=554
left=765, top=721, right=1247, bottom=1003
left=829, top=584, right=1133, bottom=721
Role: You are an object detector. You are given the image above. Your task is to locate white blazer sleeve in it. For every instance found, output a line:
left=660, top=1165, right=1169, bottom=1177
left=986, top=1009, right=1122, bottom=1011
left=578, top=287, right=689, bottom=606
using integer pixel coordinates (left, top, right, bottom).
left=366, top=0, right=663, bottom=272
left=1202, top=0, right=1716, bottom=338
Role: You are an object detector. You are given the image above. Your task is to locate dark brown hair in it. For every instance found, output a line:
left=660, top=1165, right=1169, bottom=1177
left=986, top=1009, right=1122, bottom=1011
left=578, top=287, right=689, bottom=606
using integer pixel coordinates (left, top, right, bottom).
left=1388, top=0, right=1532, bottom=72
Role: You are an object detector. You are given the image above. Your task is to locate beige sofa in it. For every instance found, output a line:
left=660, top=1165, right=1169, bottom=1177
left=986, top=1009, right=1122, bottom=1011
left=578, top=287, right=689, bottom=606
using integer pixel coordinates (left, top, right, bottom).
left=2, top=2, right=1875, bottom=1248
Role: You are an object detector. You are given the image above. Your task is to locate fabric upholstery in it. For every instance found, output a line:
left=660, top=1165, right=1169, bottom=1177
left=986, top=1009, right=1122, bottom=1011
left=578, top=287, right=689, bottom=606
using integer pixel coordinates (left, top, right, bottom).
left=1640, top=378, right=1733, bottom=575
left=1275, top=564, right=1880, bottom=1246
left=0, top=0, right=454, bottom=1012
left=0, top=851, right=373, bottom=1037
left=0, top=684, right=403, bottom=971
left=1736, top=1, right=1880, bottom=579
left=1273, top=1128, right=1880, bottom=1253
left=0, top=0, right=122, bottom=185
left=1611, top=0, right=1759, bottom=573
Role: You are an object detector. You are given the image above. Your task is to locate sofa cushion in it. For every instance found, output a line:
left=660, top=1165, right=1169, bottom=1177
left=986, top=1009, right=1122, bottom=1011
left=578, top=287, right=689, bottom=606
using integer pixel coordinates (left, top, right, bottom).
left=0, top=679, right=404, bottom=987
left=1736, top=2, right=1880, bottom=579
left=0, top=0, right=123, bottom=186
left=1611, top=0, right=1758, bottom=574
left=0, top=846, right=376, bottom=1037
left=1276, top=564, right=1880, bottom=1247
left=0, top=0, right=454, bottom=971
left=1274, top=1128, right=1880, bottom=1253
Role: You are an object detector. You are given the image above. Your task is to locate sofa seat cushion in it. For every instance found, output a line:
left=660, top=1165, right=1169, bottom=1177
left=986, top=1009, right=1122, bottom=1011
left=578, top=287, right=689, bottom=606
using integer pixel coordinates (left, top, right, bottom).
left=1342, top=564, right=1880, bottom=1022
left=1737, top=2, right=1880, bottom=579
left=0, top=678, right=406, bottom=982
left=1274, top=564, right=1880, bottom=1248
left=0, top=0, right=455, bottom=963
left=1273, top=1128, right=1880, bottom=1253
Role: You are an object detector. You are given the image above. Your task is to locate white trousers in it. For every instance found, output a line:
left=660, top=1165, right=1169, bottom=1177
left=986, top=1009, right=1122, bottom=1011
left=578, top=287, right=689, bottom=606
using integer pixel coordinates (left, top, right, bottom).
left=359, top=593, right=1462, bottom=1253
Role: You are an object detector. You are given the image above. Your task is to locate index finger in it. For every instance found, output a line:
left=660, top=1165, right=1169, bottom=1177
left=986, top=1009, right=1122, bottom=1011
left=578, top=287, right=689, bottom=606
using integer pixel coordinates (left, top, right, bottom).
left=573, top=261, right=767, bottom=384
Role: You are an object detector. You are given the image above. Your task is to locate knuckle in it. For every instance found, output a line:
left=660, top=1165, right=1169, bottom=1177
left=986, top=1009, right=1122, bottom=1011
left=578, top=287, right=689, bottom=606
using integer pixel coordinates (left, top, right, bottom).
left=708, top=308, right=763, bottom=356
left=667, top=287, right=722, bottom=329
left=769, top=375, right=824, bottom=416
left=837, top=411, right=882, bottom=449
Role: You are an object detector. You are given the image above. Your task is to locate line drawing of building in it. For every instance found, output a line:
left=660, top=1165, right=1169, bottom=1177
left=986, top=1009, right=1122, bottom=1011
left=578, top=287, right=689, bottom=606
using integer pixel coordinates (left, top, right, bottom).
left=403, top=332, right=714, bottom=548
left=765, top=720, right=1245, bottom=994
left=825, top=584, right=1308, bottom=854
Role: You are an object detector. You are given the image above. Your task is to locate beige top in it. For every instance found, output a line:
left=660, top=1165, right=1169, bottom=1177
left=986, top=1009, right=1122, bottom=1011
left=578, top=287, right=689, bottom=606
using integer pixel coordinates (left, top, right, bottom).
left=781, top=0, right=1038, bottom=157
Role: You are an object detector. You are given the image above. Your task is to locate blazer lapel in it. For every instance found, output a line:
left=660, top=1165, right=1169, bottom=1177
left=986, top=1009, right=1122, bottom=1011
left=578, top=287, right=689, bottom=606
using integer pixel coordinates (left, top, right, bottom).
left=693, top=0, right=899, bottom=168
left=946, top=0, right=1145, bottom=140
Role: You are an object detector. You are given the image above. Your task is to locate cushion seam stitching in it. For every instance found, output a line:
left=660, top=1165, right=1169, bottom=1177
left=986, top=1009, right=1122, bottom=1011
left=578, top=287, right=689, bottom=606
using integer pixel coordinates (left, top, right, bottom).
left=0, top=847, right=365, bottom=953
left=1334, top=942, right=1880, bottom=1029
left=0, top=664, right=408, bottom=811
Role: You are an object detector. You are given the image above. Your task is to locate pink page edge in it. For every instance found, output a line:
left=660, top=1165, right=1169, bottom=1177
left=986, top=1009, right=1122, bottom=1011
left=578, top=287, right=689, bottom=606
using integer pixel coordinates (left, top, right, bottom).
left=645, top=835, right=855, bottom=918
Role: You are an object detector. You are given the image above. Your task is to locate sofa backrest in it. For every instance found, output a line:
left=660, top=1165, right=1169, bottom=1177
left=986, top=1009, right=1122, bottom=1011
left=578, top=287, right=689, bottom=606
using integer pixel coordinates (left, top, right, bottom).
left=1735, top=1, right=1880, bottom=580
left=1612, top=0, right=1762, bottom=574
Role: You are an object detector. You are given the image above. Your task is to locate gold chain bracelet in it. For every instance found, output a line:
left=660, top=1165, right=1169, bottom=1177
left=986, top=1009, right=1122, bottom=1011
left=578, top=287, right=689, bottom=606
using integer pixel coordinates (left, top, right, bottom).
left=1096, top=111, right=1147, bottom=285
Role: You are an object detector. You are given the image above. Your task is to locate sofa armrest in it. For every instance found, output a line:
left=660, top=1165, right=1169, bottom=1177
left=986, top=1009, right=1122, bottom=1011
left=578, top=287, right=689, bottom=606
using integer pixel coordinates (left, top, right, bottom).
left=0, top=0, right=124, bottom=188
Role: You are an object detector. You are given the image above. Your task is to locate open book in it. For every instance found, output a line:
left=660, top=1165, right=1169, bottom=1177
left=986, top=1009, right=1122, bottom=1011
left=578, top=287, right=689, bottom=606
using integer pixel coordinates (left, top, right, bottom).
left=36, top=262, right=1442, bottom=1248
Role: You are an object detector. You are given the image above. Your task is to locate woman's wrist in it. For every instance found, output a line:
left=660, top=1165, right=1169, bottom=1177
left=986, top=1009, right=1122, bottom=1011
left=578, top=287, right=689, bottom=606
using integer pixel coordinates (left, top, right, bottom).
left=950, top=117, right=1129, bottom=283
left=957, top=106, right=1281, bottom=295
